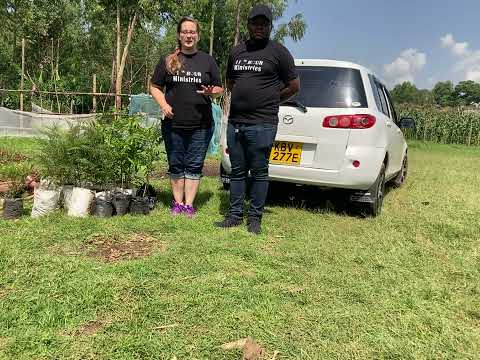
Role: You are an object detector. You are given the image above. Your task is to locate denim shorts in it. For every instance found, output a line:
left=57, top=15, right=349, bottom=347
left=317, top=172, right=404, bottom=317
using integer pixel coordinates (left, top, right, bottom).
left=161, top=123, right=213, bottom=180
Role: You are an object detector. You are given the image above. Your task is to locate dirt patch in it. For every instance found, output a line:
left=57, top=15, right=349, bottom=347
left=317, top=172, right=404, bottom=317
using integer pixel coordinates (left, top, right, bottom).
left=0, top=286, right=15, bottom=299
left=85, top=233, right=166, bottom=263
left=221, top=337, right=268, bottom=360
left=0, top=148, right=29, bottom=165
left=0, top=336, right=10, bottom=349
left=72, top=317, right=111, bottom=336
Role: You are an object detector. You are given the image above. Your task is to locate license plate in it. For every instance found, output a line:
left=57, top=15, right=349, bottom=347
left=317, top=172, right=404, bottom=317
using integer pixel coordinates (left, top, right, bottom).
left=269, top=141, right=303, bottom=165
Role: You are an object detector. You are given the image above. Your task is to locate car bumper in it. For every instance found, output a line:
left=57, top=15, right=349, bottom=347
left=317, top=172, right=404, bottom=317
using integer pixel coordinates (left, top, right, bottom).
left=221, top=146, right=386, bottom=191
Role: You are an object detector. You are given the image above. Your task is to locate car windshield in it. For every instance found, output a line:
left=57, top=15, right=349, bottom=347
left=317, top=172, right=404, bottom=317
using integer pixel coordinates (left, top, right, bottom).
left=292, top=66, right=368, bottom=108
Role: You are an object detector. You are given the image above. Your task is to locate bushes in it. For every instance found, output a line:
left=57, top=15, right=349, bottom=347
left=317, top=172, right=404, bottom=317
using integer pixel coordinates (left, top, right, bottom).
left=36, top=115, right=164, bottom=189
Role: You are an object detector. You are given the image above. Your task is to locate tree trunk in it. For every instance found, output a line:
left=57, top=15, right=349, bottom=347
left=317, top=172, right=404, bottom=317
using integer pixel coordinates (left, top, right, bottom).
left=234, top=0, right=242, bottom=46
left=209, top=1, right=216, bottom=56
left=12, top=28, right=17, bottom=63
left=115, top=0, right=122, bottom=111
left=111, top=56, right=116, bottom=91
left=92, top=74, right=97, bottom=113
left=12, top=0, right=17, bottom=62
left=55, top=39, right=60, bottom=80
left=51, top=38, right=55, bottom=81
left=115, top=5, right=137, bottom=112
left=20, top=38, right=25, bottom=111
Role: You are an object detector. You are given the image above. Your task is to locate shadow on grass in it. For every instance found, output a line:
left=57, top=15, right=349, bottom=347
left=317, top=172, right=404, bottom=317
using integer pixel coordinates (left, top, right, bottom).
left=217, top=181, right=357, bottom=217
left=266, top=181, right=353, bottom=215
left=217, top=180, right=397, bottom=217
left=268, top=181, right=396, bottom=217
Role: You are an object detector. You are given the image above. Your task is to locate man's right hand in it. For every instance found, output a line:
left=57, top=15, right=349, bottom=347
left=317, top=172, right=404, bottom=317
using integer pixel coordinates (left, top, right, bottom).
left=162, top=103, right=174, bottom=119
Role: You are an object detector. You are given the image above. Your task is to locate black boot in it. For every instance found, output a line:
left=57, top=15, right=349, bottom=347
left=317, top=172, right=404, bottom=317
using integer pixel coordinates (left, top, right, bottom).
left=215, top=215, right=243, bottom=228
left=247, top=217, right=261, bottom=235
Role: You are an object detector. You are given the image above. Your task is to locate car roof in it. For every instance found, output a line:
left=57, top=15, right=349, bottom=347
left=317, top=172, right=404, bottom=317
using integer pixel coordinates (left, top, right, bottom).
left=295, top=58, right=371, bottom=72
left=295, top=58, right=388, bottom=87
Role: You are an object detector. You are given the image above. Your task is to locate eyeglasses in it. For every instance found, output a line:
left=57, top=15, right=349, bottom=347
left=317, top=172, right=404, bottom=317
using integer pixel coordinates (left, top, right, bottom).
left=180, top=30, right=198, bottom=35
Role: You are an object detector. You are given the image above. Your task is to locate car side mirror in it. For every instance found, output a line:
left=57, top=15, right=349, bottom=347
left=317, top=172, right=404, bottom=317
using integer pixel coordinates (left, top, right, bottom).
left=399, top=117, right=415, bottom=129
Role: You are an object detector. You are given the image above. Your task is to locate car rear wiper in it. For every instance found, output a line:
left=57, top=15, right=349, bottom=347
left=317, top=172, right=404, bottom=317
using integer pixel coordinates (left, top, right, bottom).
left=282, top=99, right=307, bottom=113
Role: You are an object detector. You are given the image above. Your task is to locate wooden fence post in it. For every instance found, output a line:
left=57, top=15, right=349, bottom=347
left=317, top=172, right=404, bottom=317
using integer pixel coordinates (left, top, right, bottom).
left=92, top=74, right=97, bottom=113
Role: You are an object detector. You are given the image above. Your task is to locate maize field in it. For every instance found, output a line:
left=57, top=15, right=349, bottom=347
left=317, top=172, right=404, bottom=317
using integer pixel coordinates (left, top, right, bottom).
left=398, top=105, right=480, bottom=146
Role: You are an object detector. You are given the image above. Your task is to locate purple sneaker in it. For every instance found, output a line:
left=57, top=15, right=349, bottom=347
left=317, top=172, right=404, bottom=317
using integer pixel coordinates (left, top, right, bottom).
left=170, top=201, right=184, bottom=215
left=184, top=205, right=196, bottom=218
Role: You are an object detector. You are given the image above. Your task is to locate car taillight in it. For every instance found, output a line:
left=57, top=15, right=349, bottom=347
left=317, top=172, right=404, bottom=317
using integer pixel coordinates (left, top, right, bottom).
left=323, top=114, right=376, bottom=129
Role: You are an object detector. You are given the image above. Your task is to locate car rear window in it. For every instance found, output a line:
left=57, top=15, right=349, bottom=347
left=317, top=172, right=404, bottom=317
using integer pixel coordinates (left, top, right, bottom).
left=293, top=66, right=368, bottom=108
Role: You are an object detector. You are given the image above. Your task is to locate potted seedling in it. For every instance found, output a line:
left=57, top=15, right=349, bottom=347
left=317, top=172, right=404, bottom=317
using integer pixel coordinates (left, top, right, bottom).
left=100, top=115, right=161, bottom=215
left=37, top=124, right=83, bottom=212
left=128, top=120, right=162, bottom=215
left=0, top=162, right=32, bottom=220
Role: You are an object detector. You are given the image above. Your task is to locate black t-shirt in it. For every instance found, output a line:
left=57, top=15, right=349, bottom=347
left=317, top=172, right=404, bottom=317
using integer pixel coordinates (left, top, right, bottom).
left=227, top=40, right=297, bottom=124
left=151, top=50, right=221, bottom=129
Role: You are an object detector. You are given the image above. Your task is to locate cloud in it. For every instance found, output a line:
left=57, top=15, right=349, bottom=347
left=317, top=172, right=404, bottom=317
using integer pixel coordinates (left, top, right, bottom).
left=441, top=33, right=480, bottom=82
left=384, top=49, right=426, bottom=85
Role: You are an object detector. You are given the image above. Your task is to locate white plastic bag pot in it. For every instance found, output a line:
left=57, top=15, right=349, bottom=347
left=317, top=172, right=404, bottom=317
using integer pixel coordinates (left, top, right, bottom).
left=67, top=187, right=95, bottom=217
left=31, top=188, right=61, bottom=218
left=61, top=185, right=74, bottom=210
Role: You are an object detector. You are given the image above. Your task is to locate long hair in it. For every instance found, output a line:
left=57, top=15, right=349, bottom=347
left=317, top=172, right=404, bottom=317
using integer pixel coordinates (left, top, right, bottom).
left=165, top=16, right=201, bottom=74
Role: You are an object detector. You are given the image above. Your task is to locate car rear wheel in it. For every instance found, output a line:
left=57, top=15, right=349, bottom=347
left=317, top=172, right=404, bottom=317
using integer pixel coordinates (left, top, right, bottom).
left=363, top=163, right=386, bottom=217
left=391, top=154, right=408, bottom=188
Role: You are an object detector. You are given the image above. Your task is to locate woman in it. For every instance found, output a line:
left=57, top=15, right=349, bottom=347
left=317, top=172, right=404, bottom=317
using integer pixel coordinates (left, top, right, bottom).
left=150, top=16, right=223, bottom=217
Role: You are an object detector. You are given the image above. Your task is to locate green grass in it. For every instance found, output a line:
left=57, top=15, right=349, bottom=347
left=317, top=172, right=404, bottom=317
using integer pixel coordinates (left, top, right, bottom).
left=0, top=137, right=41, bottom=155
left=1, top=141, right=479, bottom=359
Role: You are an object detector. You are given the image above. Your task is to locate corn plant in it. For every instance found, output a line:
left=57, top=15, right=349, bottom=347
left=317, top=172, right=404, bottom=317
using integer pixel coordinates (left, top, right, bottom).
left=398, top=105, right=480, bottom=146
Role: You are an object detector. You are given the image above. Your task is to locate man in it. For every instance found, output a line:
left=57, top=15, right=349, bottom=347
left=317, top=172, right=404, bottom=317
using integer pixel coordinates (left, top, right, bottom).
left=215, top=4, right=300, bottom=234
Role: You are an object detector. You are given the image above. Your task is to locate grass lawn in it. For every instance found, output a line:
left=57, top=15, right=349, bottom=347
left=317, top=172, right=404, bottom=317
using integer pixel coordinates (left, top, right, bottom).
left=0, top=139, right=479, bottom=359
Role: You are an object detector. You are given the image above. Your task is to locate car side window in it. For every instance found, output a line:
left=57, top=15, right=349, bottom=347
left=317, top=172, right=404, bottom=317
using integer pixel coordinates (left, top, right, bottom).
left=369, top=75, right=382, bottom=112
left=369, top=75, right=390, bottom=117
left=383, top=87, right=398, bottom=123
left=376, top=82, right=390, bottom=118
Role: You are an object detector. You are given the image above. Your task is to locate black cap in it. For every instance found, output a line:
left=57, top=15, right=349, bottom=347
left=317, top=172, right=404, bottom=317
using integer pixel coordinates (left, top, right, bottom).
left=248, top=4, right=273, bottom=22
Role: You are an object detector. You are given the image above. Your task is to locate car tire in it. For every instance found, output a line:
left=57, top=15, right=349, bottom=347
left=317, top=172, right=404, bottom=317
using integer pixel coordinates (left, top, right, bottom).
left=220, top=164, right=230, bottom=191
left=363, top=163, right=386, bottom=217
left=391, top=154, right=408, bottom=188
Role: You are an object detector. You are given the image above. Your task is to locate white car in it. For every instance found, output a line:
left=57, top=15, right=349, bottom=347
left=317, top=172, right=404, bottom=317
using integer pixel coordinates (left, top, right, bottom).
left=220, top=59, right=414, bottom=216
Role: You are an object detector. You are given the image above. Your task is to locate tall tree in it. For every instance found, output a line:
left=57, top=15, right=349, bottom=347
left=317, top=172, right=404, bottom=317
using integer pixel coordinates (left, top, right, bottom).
left=98, top=0, right=178, bottom=110
left=391, top=82, right=421, bottom=104
left=432, top=81, right=455, bottom=107
left=454, top=80, right=480, bottom=106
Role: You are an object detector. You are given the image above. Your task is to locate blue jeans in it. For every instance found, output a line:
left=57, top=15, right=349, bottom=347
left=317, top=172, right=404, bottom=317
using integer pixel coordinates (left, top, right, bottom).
left=161, top=123, right=213, bottom=179
left=227, top=122, right=278, bottom=219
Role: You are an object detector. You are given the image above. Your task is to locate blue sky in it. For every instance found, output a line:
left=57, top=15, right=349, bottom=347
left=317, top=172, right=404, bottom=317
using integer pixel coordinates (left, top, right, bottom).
left=277, top=0, right=480, bottom=89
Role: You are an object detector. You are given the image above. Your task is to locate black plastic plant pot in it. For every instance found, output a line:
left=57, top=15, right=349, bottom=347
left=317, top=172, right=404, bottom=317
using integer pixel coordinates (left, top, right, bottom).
left=93, top=199, right=114, bottom=218
left=113, top=194, right=131, bottom=215
left=130, top=196, right=151, bottom=215
left=3, top=198, right=23, bottom=220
